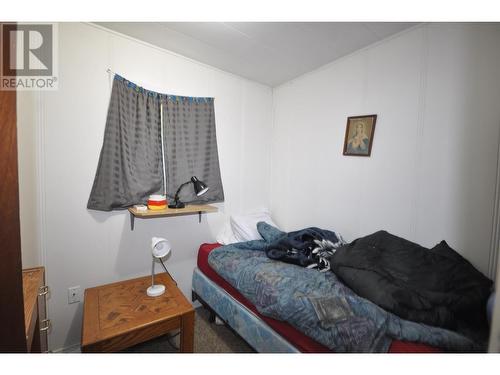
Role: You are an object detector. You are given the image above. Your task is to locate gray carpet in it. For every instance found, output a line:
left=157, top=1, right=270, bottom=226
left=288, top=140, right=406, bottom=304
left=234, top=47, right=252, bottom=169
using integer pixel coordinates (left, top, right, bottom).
left=124, top=307, right=254, bottom=353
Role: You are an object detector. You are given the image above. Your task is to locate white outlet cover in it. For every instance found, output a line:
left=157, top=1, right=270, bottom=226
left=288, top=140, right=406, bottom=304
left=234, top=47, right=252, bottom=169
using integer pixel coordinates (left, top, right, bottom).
left=68, top=286, right=81, bottom=304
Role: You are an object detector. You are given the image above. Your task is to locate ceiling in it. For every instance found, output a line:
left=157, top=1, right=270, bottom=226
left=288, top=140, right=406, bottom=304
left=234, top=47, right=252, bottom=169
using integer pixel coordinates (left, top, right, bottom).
left=96, top=22, right=418, bottom=87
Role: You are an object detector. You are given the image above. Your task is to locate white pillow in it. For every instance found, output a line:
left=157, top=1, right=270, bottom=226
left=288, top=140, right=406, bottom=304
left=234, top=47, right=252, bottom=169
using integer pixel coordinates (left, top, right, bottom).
left=215, top=220, right=239, bottom=245
left=230, top=208, right=279, bottom=242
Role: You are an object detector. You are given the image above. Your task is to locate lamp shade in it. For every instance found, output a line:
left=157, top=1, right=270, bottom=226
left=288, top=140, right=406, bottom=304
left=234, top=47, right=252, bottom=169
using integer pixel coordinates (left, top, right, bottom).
left=191, top=176, right=209, bottom=196
left=151, top=237, right=171, bottom=258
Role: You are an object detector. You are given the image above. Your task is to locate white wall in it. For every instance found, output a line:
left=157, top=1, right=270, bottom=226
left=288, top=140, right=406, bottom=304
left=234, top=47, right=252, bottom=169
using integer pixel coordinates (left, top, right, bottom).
left=17, top=91, right=40, bottom=268
left=28, top=23, right=272, bottom=351
left=270, top=23, right=500, bottom=277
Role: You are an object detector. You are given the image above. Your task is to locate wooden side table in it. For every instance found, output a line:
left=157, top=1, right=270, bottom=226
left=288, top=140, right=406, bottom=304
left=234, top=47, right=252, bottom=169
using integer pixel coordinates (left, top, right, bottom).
left=81, top=273, right=194, bottom=353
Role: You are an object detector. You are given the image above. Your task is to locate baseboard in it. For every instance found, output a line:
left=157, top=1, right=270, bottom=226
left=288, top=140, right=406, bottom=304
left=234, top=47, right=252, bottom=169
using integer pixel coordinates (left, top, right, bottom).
left=51, top=343, right=81, bottom=353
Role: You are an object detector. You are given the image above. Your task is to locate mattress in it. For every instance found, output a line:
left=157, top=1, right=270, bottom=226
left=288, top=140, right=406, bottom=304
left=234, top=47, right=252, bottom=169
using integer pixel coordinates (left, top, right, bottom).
left=197, top=242, right=440, bottom=353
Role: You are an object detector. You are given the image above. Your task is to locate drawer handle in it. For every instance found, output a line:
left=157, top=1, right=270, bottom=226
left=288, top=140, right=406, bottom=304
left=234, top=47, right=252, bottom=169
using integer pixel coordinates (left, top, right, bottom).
left=38, top=285, right=49, bottom=296
left=40, top=319, right=51, bottom=332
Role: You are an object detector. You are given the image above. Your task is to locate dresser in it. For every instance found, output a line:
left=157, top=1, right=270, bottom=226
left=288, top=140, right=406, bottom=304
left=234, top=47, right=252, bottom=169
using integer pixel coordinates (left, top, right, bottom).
left=22, top=267, right=50, bottom=353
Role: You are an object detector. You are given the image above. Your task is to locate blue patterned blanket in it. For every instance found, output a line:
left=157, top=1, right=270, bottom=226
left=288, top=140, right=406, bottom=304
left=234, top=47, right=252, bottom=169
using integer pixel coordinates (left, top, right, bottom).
left=208, top=222, right=482, bottom=352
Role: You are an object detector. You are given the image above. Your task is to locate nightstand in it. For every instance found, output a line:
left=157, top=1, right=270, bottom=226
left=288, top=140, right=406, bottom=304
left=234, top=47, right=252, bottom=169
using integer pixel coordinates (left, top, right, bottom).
left=81, top=273, right=194, bottom=353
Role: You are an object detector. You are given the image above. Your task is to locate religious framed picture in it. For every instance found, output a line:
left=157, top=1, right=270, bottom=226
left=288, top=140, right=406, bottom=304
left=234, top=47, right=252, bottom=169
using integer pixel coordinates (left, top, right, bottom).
left=342, top=114, right=377, bottom=157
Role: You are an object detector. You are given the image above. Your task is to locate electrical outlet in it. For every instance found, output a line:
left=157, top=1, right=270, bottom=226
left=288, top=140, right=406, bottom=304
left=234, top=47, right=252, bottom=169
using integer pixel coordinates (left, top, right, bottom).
left=68, top=286, right=81, bottom=304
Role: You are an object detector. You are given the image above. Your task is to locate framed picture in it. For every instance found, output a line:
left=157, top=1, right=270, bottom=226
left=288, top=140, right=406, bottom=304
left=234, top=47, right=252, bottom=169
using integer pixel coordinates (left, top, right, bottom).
left=342, top=114, right=377, bottom=157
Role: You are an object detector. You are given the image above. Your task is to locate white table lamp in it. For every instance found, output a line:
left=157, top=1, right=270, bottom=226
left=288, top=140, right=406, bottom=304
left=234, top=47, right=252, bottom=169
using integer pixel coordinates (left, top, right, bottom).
left=147, top=237, right=172, bottom=297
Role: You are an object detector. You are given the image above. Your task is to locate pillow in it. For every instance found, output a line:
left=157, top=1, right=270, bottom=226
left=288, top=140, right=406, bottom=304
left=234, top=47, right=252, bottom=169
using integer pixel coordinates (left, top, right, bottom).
left=230, top=208, right=280, bottom=242
left=215, top=220, right=239, bottom=245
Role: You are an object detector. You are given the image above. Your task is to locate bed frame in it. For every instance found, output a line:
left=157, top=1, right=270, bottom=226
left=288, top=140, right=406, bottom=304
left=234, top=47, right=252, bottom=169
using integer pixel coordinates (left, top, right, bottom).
left=191, top=267, right=299, bottom=353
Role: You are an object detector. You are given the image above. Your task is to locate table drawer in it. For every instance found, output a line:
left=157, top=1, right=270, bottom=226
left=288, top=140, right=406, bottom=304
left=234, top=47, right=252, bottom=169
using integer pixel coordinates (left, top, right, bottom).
left=82, top=316, right=181, bottom=353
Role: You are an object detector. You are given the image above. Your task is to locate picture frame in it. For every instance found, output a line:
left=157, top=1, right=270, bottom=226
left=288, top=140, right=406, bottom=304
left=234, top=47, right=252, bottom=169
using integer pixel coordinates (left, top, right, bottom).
left=342, top=114, right=377, bottom=157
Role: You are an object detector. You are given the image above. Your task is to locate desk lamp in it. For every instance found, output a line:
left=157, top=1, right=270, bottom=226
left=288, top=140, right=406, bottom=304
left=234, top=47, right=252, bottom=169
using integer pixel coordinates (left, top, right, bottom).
left=147, top=237, right=171, bottom=297
left=168, top=176, right=209, bottom=209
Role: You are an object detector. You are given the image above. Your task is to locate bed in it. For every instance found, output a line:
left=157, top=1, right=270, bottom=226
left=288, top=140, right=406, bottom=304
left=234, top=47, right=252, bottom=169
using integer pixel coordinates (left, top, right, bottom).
left=192, top=242, right=441, bottom=353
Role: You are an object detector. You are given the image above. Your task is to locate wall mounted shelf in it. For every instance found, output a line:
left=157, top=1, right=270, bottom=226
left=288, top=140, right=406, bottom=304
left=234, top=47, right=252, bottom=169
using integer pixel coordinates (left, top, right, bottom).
left=127, top=204, right=218, bottom=230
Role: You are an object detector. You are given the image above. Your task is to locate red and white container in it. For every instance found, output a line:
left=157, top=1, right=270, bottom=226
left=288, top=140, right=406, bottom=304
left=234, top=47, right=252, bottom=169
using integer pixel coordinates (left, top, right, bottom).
left=147, top=194, right=167, bottom=210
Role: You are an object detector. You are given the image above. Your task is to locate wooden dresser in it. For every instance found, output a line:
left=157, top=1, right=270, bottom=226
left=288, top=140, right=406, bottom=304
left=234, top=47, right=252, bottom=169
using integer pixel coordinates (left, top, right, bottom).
left=22, top=267, right=50, bottom=353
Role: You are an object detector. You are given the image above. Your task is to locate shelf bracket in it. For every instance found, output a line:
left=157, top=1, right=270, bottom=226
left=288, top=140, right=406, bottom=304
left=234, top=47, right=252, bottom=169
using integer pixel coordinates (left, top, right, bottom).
left=130, top=211, right=135, bottom=231
left=198, top=211, right=202, bottom=223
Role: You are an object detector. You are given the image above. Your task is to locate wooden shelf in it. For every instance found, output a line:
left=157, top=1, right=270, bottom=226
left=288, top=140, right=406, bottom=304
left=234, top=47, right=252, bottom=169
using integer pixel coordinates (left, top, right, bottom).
left=127, top=204, right=217, bottom=230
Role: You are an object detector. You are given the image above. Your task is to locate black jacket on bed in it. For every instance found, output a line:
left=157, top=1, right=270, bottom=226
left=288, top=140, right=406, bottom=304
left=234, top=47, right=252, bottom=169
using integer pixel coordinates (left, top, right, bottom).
left=331, top=231, right=492, bottom=331
left=265, top=227, right=343, bottom=270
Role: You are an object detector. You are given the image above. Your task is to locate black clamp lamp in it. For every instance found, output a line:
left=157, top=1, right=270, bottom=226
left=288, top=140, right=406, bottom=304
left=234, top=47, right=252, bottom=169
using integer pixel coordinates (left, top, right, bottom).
left=168, top=176, right=209, bottom=209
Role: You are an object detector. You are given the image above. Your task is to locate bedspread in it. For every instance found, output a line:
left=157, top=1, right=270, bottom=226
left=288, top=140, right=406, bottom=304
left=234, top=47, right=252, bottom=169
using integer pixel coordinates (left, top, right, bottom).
left=208, top=222, right=482, bottom=352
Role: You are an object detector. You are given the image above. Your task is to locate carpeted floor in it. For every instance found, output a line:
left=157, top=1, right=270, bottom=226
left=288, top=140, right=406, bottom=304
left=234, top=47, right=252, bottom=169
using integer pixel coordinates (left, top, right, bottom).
left=124, top=307, right=254, bottom=353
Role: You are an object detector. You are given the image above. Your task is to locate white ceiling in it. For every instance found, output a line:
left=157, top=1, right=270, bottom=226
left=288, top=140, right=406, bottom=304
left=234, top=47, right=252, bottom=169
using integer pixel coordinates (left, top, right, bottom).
left=95, top=22, right=417, bottom=87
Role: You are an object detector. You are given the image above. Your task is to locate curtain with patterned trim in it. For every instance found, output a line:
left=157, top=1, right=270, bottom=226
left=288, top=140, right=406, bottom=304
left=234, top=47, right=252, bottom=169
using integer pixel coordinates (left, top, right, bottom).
left=87, top=74, right=224, bottom=211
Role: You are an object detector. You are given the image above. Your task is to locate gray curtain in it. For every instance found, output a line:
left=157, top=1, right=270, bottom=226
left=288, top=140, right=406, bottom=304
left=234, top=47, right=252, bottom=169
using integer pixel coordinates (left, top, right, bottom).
left=87, top=76, right=163, bottom=211
left=163, top=96, right=224, bottom=204
left=87, top=75, right=224, bottom=211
